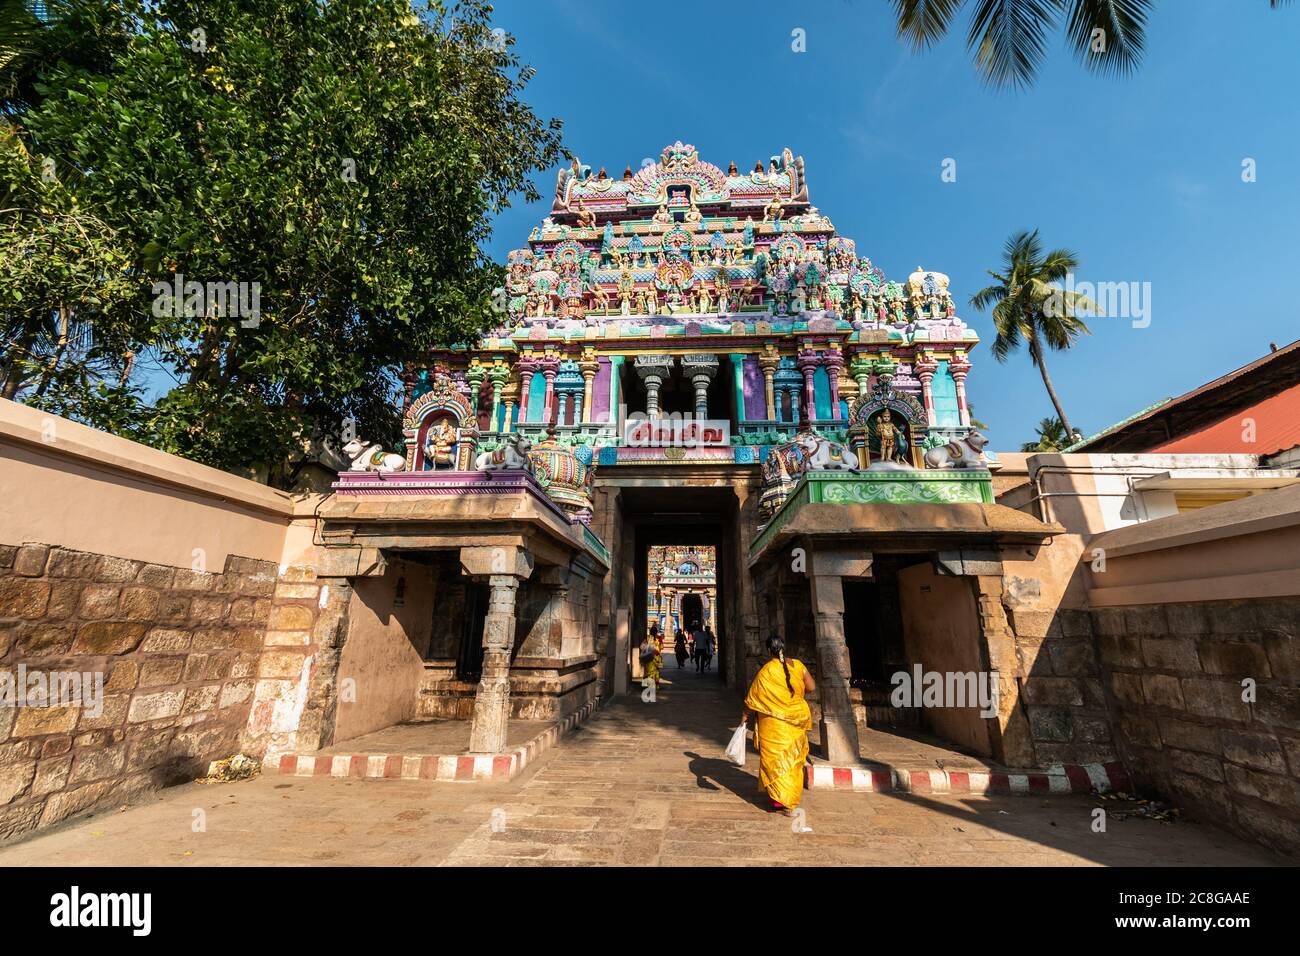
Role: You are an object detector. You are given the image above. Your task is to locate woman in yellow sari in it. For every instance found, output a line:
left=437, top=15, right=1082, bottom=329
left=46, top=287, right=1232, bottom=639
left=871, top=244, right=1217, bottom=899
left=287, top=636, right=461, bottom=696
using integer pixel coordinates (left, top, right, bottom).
left=742, top=636, right=815, bottom=813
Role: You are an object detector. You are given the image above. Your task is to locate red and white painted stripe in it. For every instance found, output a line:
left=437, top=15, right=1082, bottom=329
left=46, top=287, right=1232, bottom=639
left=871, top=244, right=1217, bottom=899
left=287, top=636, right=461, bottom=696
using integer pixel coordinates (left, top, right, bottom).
left=268, top=700, right=600, bottom=784
left=805, top=761, right=1131, bottom=796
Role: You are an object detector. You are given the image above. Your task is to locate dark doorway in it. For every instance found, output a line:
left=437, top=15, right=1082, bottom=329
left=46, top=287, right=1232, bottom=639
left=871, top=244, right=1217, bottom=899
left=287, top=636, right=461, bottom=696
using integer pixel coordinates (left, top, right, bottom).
left=681, top=593, right=703, bottom=631
left=456, top=580, right=488, bottom=682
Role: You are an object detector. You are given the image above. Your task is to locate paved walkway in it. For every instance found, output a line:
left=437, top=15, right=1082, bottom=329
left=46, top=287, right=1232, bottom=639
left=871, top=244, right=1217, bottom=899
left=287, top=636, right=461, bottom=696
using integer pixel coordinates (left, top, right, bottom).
left=0, top=668, right=1281, bottom=866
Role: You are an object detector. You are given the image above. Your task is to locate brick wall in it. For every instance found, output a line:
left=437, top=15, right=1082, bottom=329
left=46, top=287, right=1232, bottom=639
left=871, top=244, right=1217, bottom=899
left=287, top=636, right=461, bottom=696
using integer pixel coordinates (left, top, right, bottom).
left=0, top=541, right=276, bottom=843
left=1093, top=598, right=1300, bottom=855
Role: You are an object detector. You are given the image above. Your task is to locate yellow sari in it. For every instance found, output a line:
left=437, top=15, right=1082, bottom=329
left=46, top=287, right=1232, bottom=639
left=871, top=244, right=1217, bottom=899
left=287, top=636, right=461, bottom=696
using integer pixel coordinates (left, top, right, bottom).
left=644, top=640, right=663, bottom=682
left=744, top=657, right=812, bottom=810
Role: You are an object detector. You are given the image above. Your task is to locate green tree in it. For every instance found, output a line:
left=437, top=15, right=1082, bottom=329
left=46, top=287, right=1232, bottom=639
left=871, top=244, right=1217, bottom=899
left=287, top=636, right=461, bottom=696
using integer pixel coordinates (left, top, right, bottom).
left=891, top=1, right=1293, bottom=90
left=1020, top=416, right=1070, bottom=452
left=971, top=229, right=1096, bottom=442
left=7, top=0, right=562, bottom=485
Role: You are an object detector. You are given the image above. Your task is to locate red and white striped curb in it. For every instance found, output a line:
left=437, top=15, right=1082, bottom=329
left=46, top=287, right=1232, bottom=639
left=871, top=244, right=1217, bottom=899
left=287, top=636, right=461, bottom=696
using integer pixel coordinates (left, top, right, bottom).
left=805, top=761, right=1131, bottom=796
left=269, top=699, right=601, bottom=783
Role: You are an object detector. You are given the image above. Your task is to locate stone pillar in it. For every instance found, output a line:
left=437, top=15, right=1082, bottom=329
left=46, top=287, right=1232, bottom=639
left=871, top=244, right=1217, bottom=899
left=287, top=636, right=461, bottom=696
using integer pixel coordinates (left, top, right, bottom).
left=488, top=363, right=508, bottom=433
left=729, top=353, right=747, bottom=423
left=949, top=352, right=972, bottom=427
left=635, top=354, right=674, bottom=418
left=462, top=545, right=534, bottom=754
left=579, top=351, right=598, bottom=424
left=682, top=353, right=719, bottom=419
left=809, top=569, right=861, bottom=765
left=607, top=355, right=624, bottom=425
left=557, top=392, right=570, bottom=426
left=501, top=381, right=518, bottom=434
left=517, top=363, right=534, bottom=423
left=849, top=354, right=872, bottom=399
left=824, top=348, right=844, bottom=421
left=759, top=348, right=780, bottom=421
left=915, top=353, right=938, bottom=427
left=797, top=350, right=819, bottom=421
left=540, top=357, right=559, bottom=425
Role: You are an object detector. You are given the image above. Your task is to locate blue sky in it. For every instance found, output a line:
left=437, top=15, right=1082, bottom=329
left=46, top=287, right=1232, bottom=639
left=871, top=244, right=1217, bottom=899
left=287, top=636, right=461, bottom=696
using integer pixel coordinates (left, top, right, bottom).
left=483, top=0, right=1300, bottom=449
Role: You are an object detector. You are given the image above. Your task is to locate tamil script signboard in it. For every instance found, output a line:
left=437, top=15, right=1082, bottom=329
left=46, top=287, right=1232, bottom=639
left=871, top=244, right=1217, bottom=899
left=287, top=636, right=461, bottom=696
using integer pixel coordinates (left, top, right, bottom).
left=623, top=416, right=731, bottom=448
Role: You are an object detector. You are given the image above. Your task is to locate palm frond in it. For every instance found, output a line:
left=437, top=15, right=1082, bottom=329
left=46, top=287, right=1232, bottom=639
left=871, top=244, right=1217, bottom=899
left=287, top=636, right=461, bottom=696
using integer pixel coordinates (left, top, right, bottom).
left=1065, top=0, right=1150, bottom=78
left=966, top=0, right=1064, bottom=90
left=892, top=0, right=968, bottom=49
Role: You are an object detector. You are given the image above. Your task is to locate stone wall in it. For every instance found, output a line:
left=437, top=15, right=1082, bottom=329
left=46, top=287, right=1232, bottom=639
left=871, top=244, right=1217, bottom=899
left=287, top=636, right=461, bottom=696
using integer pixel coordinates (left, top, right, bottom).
left=0, top=541, right=276, bottom=843
left=1093, top=598, right=1300, bottom=855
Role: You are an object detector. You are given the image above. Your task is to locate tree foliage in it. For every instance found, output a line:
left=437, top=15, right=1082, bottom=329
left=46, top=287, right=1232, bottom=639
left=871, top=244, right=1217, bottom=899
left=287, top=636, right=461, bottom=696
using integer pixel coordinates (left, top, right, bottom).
left=2, top=0, right=562, bottom=484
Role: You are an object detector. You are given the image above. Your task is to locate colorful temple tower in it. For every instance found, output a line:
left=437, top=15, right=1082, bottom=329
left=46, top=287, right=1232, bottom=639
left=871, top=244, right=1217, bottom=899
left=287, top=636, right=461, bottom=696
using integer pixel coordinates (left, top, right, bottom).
left=325, top=143, right=1057, bottom=765
left=386, top=141, right=988, bottom=517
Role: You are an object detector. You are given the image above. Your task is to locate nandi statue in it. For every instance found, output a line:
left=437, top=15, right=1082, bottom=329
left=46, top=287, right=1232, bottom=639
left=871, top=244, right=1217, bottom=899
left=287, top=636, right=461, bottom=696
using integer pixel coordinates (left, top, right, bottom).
left=796, top=433, right=858, bottom=471
left=923, top=430, right=989, bottom=470
left=342, top=439, right=406, bottom=472
left=475, top=433, right=533, bottom=472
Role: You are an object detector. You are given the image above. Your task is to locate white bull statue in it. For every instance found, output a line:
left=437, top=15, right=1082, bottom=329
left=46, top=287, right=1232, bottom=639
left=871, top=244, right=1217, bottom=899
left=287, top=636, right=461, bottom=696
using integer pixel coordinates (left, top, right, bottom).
left=475, top=433, right=533, bottom=472
left=342, top=439, right=406, bottom=472
left=923, top=430, right=989, bottom=469
left=796, top=433, right=858, bottom=471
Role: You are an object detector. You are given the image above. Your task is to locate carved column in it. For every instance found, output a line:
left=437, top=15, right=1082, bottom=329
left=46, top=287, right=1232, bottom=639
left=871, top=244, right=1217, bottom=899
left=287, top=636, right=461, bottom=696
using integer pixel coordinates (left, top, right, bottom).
left=758, top=347, right=780, bottom=421
left=579, top=350, right=599, bottom=424
left=682, top=353, right=719, bottom=419
left=635, top=354, right=674, bottom=418
left=607, top=354, right=624, bottom=425
left=809, top=569, right=862, bottom=765
left=517, top=361, right=535, bottom=424
left=463, top=546, right=534, bottom=754
left=797, top=349, right=820, bottom=422
left=824, top=346, right=844, bottom=421
left=849, top=353, right=873, bottom=399
left=488, top=362, right=509, bottom=433
left=914, top=352, right=938, bottom=427
left=501, top=381, right=519, bottom=434
left=539, top=355, right=560, bottom=425
left=466, top=361, right=486, bottom=427
left=949, top=351, right=972, bottom=427
left=729, top=353, right=747, bottom=424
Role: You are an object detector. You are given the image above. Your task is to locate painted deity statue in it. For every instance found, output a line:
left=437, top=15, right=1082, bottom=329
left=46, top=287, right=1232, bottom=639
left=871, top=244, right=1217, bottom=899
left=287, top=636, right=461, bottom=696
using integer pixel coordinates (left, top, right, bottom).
left=875, top=410, right=902, bottom=464
left=425, top=418, right=458, bottom=470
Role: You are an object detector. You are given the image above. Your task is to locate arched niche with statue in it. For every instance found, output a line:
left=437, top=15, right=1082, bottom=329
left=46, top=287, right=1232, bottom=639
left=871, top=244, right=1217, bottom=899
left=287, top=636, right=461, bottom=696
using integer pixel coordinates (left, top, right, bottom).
left=402, top=373, right=479, bottom=471
left=847, top=388, right=927, bottom=468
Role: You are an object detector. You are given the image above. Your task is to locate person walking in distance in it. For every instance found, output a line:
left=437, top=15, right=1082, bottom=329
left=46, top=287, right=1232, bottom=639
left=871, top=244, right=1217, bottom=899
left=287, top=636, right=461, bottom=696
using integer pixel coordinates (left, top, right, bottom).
left=674, top=630, right=688, bottom=669
left=702, top=626, right=716, bottom=671
left=741, top=636, right=814, bottom=815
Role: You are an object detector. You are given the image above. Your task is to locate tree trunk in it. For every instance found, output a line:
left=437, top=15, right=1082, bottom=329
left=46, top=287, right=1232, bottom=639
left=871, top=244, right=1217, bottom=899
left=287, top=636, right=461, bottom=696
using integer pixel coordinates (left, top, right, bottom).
left=1029, top=335, right=1075, bottom=442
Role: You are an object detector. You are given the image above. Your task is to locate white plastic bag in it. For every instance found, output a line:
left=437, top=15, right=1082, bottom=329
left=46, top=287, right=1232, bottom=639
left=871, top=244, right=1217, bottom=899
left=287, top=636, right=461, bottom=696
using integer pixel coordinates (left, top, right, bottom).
left=724, top=723, right=747, bottom=767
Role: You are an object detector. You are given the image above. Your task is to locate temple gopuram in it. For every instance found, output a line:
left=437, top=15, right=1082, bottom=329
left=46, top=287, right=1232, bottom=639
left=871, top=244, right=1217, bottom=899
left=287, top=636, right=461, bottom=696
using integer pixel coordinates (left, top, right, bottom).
left=319, top=143, right=1061, bottom=767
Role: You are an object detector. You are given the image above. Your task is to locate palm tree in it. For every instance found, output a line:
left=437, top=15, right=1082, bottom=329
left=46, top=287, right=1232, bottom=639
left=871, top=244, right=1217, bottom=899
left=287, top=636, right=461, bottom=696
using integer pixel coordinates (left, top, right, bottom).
left=1021, top=416, right=1070, bottom=452
left=891, top=1, right=1294, bottom=91
left=971, top=229, right=1096, bottom=442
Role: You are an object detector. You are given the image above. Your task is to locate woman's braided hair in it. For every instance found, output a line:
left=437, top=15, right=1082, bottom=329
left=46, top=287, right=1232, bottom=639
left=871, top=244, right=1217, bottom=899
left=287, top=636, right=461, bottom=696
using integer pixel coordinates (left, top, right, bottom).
left=767, top=636, right=794, bottom=695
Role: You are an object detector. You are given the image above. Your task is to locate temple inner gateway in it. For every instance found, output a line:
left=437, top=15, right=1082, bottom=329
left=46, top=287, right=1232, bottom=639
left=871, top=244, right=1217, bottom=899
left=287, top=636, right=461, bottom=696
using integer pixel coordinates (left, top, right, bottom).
left=315, top=141, right=1061, bottom=767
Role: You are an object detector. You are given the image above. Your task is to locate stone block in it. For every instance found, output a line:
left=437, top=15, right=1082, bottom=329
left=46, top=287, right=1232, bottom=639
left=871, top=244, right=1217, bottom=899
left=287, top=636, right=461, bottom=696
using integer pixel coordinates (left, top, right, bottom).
left=77, top=695, right=128, bottom=731
left=1222, top=730, right=1287, bottom=773
left=96, top=556, right=142, bottom=583
left=13, top=705, right=79, bottom=737
left=45, top=549, right=99, bottom=579
left=172, top=569, right=216, bottom=591
left=1254, top=685, right=1300, bottom=732
left=72, top=621, right=146, bottom=655
left=1110, top=672, right=1145, bottom=705
left=219, top=680, right=255, bottom=709
left=1048, top=640, right=1097, bottom=676
left=1091, top=607, right=1126, bottom=637
left=119, top=586, right=161, bottom=621
left=269, top=603, right=314, bottom=630
left=127, top=690, right=185, bottom=723
left=258, top=650, right=309, bottom=680
left=141, top=628, right=191, bottom=653
left=1159, top=717, right=1221, bottom=754
left=1165, top=748, right=1224, bottom=782
left=16, top=623, right=76, bottom=658
left=1181, top=679, right=1251, bottom=723
left=1142, top=636, right=1200, bottom=672
left=39, top=780, right=115, bottom=827
left=69, top=744, right=127, bottom=785
left=1199, top=641, right=1270, bottom=679
left=1163, top=603, right=1210, bottom=635
left=1232, top=803, right=1300, bottom=856
left=0, top=578, right=50, bottom=618
left=1207, top=602, right=1258, bottom=636
left=1028, top=707, right=1073, bottom=742
left=0, top=758, right=36, bottom=803
left=137, top=564, right=176, bottom=589
left=182, top=684, right=220, bottom=715
left=32, top=755, right=72, bottom=796
left=46, top=580, right=81, bottom=619
left=138, top=658, right=186, bottom=687
left=1124, top=606, right=1166, bottom=636
left=1142, top=674, right=1185, bottom=708
left=77, top=584, right=121, bottom=619
left=13, top=544, right=50, bottom=577
left=1262, top=630, right=1300, bottom=681
left=1097, top=633, right=1143, bottom=668
left=1119, top=713, right=1162, bottom=749
left=188, top=596, right=227, bottom=624
left=1225, top=764, right=1300, bottom=807
left=104, top=660, right=138, bottom=692
left=40, top=736, right=71, bottom=758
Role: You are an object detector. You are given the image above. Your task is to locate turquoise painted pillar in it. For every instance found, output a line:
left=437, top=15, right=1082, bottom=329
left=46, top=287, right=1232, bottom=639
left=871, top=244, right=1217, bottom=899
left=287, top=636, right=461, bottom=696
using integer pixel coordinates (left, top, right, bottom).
left=729, top=353, right=746, bottom=424
left=608, top=355, right=624, bottom=426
